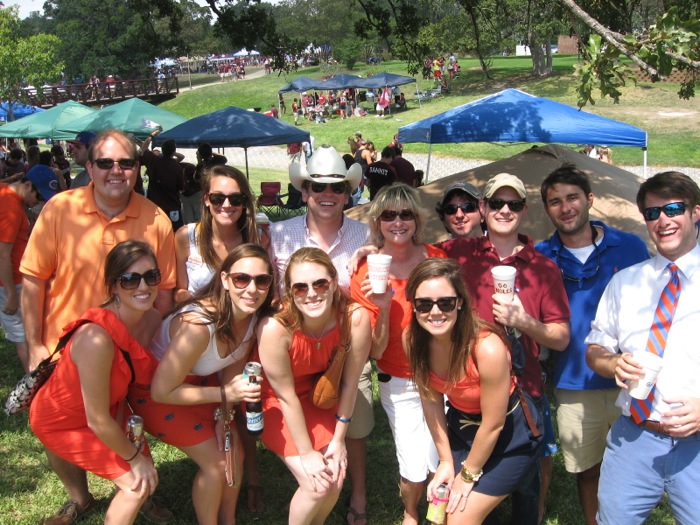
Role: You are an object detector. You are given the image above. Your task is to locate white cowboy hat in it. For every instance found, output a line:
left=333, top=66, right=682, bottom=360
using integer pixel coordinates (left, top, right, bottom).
left=289, top=145, right=363, bottom=192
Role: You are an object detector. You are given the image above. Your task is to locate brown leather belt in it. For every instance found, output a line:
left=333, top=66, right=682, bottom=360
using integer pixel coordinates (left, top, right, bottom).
left=636, top=419, right=670, bottom=436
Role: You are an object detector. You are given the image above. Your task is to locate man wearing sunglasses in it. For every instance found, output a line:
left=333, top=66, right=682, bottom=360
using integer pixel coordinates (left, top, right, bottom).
left=535, top=166, right=649, bottom=525
left=439, top=172, right=570, bottom=525
left=19, top=128, right=176, bottom=524
left=272, top=145, right=373, bottom=525
left=586, top=172, right=700, bottom=525
left=435, top=181, right=484, bottom=238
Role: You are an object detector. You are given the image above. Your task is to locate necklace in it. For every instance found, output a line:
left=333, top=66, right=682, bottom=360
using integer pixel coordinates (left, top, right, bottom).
left=305, top=322, right=331, bottom=350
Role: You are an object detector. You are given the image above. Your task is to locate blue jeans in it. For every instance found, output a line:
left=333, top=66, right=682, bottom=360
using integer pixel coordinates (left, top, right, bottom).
left=598, top=415, right=700, bottom=525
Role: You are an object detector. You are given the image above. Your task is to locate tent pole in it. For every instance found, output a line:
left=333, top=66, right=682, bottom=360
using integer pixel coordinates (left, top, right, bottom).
left=415, top=81, right=421, bottom=108
left=643, top=147, right=648, bottom=179
left=245, top=148, right=250, bottom=180
left=426, top=141, right=433, bottom=183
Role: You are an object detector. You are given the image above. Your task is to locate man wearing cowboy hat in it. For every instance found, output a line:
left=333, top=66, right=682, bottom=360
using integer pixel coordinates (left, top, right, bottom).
left=270, top=144, right=373, bottom=525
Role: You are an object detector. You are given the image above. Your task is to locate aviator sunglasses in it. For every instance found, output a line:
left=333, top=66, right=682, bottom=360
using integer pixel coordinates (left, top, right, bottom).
left=227, top=272, right=273, bottom=290
left=291, top=278, right=331, bottom=296
left=94, top=158, right=137, bottom=170
left=379, top=209, right=416, bottom=222
left=444, top=202, right=478, bottom=215
left=642, top=201, right=687, bottom=222
left=487, top=198, right=526, bottom=212
left=208, top=192, right=246, bottom=206
left=310, top=182, right=347, bottom=194
left=116, top=269, right=161, bottom=289
left=413, top=297, right=459, bottom=314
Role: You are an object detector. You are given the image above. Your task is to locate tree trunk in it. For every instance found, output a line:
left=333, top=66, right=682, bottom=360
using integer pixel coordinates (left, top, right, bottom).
left=528, top=34, right=548, bottom=76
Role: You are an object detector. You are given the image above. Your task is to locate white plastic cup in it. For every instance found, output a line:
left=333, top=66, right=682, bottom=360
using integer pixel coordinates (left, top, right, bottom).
left=255, top=212, right=270, bottom=230
left=367, top=254, right=392, bottom=294
left=491, top=265, right=517, bottom=302
left=628, top=352, right=664, bottom=399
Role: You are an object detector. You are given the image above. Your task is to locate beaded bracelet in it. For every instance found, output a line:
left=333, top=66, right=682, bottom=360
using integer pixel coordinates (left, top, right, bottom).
left=335, top=414, right=352, bottom=423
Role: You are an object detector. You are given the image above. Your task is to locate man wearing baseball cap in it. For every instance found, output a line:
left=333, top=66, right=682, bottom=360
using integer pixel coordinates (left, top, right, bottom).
left=439, top=172, right=570, bottom=525
left=67, top=131, right=96, bottom=188
left=271, top=145, right=373, bottom=525
left=435, top=181, right=483, bottom=238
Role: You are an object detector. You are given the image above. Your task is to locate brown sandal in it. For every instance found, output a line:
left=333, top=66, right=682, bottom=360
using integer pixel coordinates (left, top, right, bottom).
left=346, top=505, right=367, bottom=525
left=246, top=485, right=265, bottom=513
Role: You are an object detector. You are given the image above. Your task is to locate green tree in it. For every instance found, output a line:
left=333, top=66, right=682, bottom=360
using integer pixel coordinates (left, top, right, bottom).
left=561, top=0, right=700, bottom=106
left=0, top=6, right=63, bottom=121
left=44, top=0, right=184, bottom=81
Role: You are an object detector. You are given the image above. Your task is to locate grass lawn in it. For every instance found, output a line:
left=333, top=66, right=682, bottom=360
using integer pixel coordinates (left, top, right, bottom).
left=160, top=57, right=700, bottom=169
left=0, top=334, right=676, bottom=524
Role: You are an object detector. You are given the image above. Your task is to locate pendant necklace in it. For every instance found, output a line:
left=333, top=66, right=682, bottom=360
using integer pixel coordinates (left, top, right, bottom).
left=306, top=323, right=330, bottom=350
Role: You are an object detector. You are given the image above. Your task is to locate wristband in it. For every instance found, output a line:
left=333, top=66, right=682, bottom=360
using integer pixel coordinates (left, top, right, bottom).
left=125, top=446, right=140, bottom=462
left=335, top=414, right=352, bottom=423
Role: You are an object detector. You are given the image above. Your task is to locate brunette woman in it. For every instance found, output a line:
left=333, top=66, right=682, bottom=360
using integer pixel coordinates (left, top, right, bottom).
left=405, top=258, right=542, bottom=525
left=256, top=247, right=371, bottom=525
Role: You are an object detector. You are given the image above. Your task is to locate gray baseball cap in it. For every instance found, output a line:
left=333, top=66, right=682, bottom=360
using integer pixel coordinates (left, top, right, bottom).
left=441, top=181, right=481, bottom=204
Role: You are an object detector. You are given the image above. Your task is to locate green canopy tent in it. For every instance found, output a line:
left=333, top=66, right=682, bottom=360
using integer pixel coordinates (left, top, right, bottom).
left=56, top=98, right=186, bottom=140
left=0, top=101, right=95, bottom=140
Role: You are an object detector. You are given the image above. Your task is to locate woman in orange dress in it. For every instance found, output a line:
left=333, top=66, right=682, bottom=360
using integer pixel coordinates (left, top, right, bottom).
left=256, top=248, right=371, bottom=525
left=30, top=241, right=163, bottom=524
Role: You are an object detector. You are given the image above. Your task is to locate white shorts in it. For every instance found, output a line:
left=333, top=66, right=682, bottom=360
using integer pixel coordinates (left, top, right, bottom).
left=378, top=372, right=438, bottom=482
left=0, top=283, right=25, bottom=343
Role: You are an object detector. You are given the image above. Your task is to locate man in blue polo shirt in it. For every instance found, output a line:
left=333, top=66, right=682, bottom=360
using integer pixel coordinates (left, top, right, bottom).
left=535, top=165, right=648, bottom=524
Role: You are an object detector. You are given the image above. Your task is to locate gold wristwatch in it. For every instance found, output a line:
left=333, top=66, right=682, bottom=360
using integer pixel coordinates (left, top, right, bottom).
left=460, top=463, right=484, bottom=484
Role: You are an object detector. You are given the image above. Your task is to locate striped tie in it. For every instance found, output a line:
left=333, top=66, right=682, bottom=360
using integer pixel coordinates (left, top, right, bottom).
left=630, top=263, right=681, bottom=423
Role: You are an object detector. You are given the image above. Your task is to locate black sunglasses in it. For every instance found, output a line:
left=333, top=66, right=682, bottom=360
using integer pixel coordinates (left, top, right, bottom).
left=291, top=278, right=331, bottom=296
left=413, top=297, right=459, bottom=314
left=208, top=192, right=246, bottom=206
left=444, top=202, right=478, bottom=215
left=94, top=158, right=137, bottom=170
left=227, top=272, right=273, bottom=290
left=310, top=182, right=347, bottom=194
left=487, top=198, right=526, bottom=212
left=379, top=209, right=416, bottom=222
left=116, top=269, right=161, bottom=289
left=642, top=201, right=687, bottom=222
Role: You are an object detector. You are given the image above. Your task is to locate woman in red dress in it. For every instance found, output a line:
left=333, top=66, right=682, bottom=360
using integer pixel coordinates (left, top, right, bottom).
left=256, top=248, right=371, bottom=525
left=30, top=241, right=163, bottom=524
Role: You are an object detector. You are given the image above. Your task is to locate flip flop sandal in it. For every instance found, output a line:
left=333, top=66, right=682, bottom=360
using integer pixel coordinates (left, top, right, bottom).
left=346, top=505, right=368, bottom=525
left=246, top=485, right=265, bottom=513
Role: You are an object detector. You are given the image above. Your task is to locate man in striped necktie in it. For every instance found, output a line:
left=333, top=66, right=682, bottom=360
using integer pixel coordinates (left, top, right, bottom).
left=586, top=171, right=700, bottom=524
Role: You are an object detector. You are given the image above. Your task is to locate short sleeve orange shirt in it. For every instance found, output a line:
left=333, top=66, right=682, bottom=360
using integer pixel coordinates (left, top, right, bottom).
left=20, top=185, right=176, bottom=349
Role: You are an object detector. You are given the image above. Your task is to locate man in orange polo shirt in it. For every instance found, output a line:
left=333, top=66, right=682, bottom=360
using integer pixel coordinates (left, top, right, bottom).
left=20, top=129, right=175, bottom=524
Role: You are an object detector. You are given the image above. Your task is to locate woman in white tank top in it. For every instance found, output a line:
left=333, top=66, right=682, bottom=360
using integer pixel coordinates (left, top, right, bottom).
left=139, top=244, right=276, bottom=524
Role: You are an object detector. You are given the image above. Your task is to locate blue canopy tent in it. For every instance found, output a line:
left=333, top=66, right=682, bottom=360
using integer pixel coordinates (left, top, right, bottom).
left=278, top=77, right=324, bottom=94
left=355, top=72, right=420, bottom=110
left=0, top=102, right=44, bottom=123
left=154, top=106, right=310, bottom=178
left=398, top=88, right=648, bottom=180
left=314, top=74, right=364, bottom=90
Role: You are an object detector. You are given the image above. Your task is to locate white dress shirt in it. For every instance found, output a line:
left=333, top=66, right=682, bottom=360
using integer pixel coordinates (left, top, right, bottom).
left=585, top=244, right=700, bottom=420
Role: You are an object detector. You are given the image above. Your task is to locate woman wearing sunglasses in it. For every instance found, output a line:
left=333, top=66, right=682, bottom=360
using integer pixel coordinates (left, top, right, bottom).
left=130, top=243, right=276, bottom=525
left=405, top=258, right=542, bottom=525
left=30, top=241, right=164, bottom=524
left=350, top=183, right=447, bottom=525
left=174, top=164, right=268, bottom=304
left=256, top=247, right=371, bottom=525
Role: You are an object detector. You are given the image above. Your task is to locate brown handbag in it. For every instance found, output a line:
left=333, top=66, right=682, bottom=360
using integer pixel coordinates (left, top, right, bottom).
left=310, top=308, right=352, bottom=410
left=220, top=386, right=241, bottom=487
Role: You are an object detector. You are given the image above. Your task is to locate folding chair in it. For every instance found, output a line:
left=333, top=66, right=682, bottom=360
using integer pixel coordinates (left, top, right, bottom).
left=256, top=181, right=283, bottom=218
left=278, top=183, right=306, bottom=218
